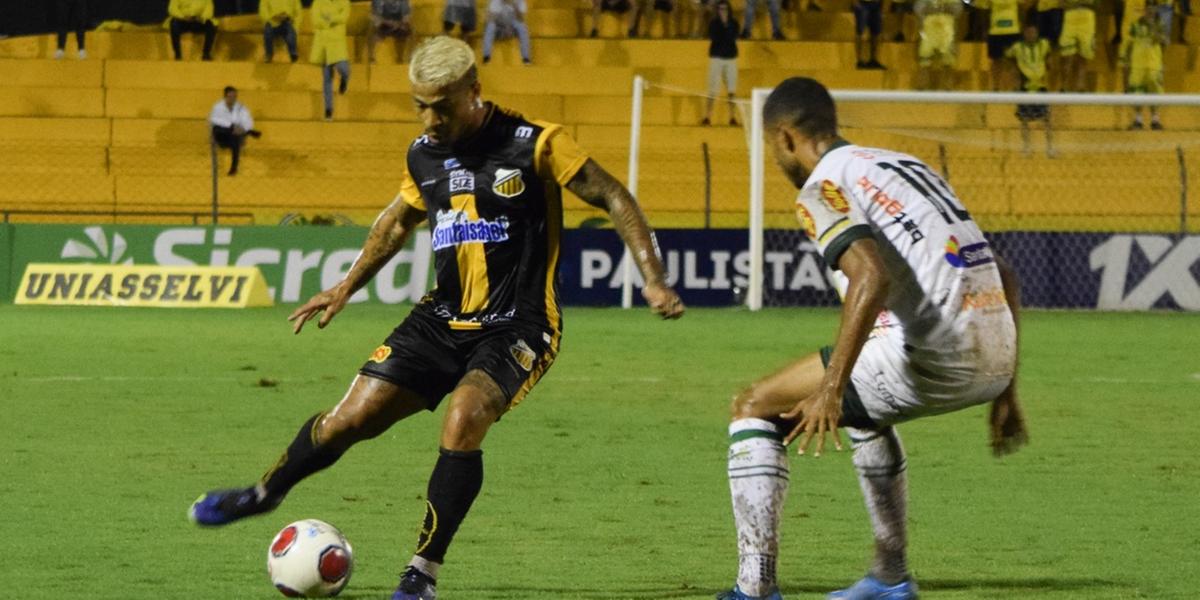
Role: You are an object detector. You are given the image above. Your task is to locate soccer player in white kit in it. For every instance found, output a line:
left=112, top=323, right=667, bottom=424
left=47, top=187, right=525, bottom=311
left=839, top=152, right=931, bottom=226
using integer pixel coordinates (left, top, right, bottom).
left=718, top=78, right=1029, bottom=600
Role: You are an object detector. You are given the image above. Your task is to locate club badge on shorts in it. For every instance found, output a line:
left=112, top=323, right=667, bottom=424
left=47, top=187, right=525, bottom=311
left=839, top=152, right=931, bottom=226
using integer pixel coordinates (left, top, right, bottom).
left=369, top=345, right=392, bottom=363
left=493, top=168, right=525, bottom=198
left=509, top=339, right=536, bottom=372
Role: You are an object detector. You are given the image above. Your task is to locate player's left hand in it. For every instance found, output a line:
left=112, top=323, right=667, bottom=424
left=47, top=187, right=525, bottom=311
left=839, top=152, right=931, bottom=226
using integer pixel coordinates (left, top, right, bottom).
left=780, top=388, right=845, bottom=456
left=288, top=284, right=351, bottom=334
left=642, top=282, right=685, bottom=319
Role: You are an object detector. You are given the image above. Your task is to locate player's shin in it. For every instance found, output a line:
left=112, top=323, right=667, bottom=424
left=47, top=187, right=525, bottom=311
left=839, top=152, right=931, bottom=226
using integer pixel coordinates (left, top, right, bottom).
left=849, top=426, right=909, bottom=585
left=409, top=448, right=484, bottom=576
left=728, top=418, right=789, bottom=597
left=259, top=412, right=346, bottom=501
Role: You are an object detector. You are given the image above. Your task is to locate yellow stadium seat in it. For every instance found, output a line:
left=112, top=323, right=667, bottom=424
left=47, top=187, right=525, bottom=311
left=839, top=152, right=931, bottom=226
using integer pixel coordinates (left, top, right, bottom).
left=0, top=117, right=110, bottom=144
left=105, top=60, right=368, bottom=93
left=0, top=87, right=105, bottom=118
left=0, top=58, right=103, bottom=87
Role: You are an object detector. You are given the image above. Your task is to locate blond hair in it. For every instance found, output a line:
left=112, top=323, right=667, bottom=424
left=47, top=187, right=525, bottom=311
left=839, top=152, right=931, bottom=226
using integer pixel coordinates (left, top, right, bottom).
left=409, top=36, right=477, bottom=88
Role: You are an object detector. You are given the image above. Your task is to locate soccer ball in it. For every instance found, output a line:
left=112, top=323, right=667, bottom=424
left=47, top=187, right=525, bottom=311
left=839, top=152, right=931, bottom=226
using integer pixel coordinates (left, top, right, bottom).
left=267, top=519, right=354, bottom=598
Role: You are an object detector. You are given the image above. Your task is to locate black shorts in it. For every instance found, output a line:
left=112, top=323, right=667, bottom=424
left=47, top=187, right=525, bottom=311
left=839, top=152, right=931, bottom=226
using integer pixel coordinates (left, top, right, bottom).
left=819, top=345, right=877, bottom=430
left=1036, top=8, right=1063, bottom=44
left=987, top=33, right=1020, bottom=59
left=1016, top=87, right=1050, bottom=121
left=360, top=309, right=558, bottom=411
left=854, top=1, right=883, bottom=35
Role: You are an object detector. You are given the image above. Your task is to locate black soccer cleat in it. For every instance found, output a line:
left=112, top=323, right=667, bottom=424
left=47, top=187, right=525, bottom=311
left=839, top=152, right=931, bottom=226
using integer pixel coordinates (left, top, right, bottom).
left=188, top=486, right=280, bottom=527
left=392, top=566, right=437, bottom=600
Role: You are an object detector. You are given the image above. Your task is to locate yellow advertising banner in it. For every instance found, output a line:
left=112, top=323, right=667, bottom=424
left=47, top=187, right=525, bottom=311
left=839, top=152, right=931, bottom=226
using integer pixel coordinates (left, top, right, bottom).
left=15, top=264, right=273, bottom=308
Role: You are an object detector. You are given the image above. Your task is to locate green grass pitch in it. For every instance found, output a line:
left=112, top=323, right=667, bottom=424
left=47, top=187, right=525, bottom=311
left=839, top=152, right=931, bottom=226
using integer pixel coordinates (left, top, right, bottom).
left=1, top=305, right=1197, bottom=599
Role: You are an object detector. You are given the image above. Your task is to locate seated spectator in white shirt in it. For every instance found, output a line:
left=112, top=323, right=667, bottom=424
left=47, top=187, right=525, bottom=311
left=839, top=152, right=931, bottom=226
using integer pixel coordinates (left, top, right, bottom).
left=208, top=86, right=261, bottom=176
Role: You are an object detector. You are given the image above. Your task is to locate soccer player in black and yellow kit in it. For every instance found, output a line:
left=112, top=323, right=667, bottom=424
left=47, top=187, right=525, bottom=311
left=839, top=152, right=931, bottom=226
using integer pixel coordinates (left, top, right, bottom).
left=189, top=36, right=685, bottom=600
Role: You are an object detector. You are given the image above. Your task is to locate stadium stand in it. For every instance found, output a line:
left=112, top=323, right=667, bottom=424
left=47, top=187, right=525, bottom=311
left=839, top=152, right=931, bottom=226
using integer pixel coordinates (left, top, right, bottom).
left=0, top=0, right=1197, bottom=228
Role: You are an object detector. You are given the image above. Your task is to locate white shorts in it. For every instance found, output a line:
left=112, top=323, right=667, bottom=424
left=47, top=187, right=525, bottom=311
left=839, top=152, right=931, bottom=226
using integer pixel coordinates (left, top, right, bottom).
left=836, top=313, right=1017, bottom=428
left=707, top=58, right=737, bottom=95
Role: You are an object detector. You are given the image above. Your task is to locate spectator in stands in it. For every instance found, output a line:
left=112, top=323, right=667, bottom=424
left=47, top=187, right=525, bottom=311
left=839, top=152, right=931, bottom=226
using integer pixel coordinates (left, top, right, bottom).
left=311, top=0, right=351, bottom=121
left=168, top=0, right=217, bottom=61
left=1059, top=0, right=1095, bottom=91
left=627, top=0, right=674, bottom=37
left=482, top=0, right=533, bottom=64
left=1034, top=0, right=1062, bottom=88
left=259, top=0, right=300, bottom=63
left=891, top=0, right=915, bottom=42
left=741, top=0, right=785, bottom=40
left=854, top=0, right=885, bottom=67
left=679, top=0, right=714, bottom=38
left=977, top=0, right=1024, bottom=90
left=1008, top=23, right=1055, bottom=156
left=443, top=0, right=478, bottom=38
left=702, top=0, right=739, bottom=125
left=54, top=0, right=88, bottom=59
left=590, top=0, right=632, bottom=37
left=914, top=0, right=962, bottom=90
left=369, top=0, right=413, bottom=63
left=209, top=86, right=261, bottom=176
left=1122, top=11, right=1166, bottom=129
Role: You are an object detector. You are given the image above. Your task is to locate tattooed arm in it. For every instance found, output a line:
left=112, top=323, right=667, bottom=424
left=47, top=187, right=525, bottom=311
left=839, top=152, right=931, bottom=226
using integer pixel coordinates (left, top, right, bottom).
left=288, top=197, right=427, bottom=333
left=566, top=159, right=685, bottom=319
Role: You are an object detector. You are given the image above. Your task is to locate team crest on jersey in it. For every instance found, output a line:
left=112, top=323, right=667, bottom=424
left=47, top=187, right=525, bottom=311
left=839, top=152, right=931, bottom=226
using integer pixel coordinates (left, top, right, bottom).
left=820, top=180, right=851, bottom=214
left=515, top=126, right=534, bottom=139
left=449, top=169, right=475, bottom=193
left=797, top=204, right=817, bottom=239
left=369, top=345, right=392, bottom=363
left=493, top=168, right=526, bottom=198
left=443, top=158, right=461, bottom=170
left=509, top=339, right=536, bottom=372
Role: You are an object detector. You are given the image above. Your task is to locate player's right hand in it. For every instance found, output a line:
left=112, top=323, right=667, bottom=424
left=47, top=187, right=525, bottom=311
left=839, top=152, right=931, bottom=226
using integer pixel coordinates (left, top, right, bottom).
left=288, top=285, right=351, bottom=334
left=642, top=282, right=685, bottom=319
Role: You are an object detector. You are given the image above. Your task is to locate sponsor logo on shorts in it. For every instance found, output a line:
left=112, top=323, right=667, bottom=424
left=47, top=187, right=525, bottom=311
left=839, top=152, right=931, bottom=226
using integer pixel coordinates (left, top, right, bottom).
left=797, top=204, right=817, bottom=238
left=492, top=168, right=526, bottom=198
left=944, top=236, right=995, bottom=268
left=961, top=288, right=1007, bottom=311
left=432, top=210, right=510, bottom=251
left=369, top=345, right=392, bottom=363
left=509, top=339, right=536, bottom=371
left=820, top=180, right=852, bottom=213
left=448, top=169, right=474, bottom=193
left=515, top=125, right=534, bottom=139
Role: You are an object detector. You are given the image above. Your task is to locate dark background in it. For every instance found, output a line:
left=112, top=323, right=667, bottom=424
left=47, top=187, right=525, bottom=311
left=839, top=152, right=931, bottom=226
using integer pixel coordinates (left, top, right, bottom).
left=0, top=0, right=354, bottom=38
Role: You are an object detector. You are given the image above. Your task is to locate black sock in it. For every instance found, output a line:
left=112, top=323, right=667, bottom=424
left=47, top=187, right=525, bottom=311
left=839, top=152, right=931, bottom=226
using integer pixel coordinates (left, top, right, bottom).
left=414, top=448, right=483, bottom=564
left=259, top=412, right=344, bottom=500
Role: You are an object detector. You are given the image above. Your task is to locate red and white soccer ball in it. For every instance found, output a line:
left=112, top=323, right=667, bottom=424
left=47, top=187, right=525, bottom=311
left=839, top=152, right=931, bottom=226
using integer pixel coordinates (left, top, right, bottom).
left=267, top=519, right=354, bottom=598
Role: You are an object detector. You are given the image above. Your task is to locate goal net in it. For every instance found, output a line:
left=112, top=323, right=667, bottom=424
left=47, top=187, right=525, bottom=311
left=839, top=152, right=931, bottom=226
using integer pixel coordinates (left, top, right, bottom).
left=743, top=88, right=1200, bottom=311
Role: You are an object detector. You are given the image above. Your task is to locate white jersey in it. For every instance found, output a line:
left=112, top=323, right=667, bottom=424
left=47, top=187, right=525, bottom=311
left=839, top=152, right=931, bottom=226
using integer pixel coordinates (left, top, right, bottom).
left=798, top=142, right=1015, bottom=422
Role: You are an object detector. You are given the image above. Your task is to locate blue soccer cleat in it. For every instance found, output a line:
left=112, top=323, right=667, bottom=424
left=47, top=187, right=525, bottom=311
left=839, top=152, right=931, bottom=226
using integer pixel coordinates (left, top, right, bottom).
left=827, top=575, right=919, bottom=600
left=715, top=585, right=783, bottom=600
left=393, top=566, right=437, bottom=600
left=187, top=487, right=279, bottom=527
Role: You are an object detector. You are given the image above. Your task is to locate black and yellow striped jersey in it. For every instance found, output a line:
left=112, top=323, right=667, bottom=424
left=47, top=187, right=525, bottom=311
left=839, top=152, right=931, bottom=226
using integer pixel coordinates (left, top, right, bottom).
left=397, top=103, right=589, bottom=336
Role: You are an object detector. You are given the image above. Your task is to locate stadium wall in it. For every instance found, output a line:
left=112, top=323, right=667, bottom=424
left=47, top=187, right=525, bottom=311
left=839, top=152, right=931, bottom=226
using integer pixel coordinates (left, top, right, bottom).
left=1, top=224, right=1197, bottom=310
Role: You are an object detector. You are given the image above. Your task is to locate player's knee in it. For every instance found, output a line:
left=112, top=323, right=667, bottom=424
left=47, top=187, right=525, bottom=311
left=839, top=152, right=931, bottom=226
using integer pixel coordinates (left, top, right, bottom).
left=441, top=398, right=500, bottom=450
left=730, top=387, right=768, bottom=421
left=317, top=411, right=377, bottom=449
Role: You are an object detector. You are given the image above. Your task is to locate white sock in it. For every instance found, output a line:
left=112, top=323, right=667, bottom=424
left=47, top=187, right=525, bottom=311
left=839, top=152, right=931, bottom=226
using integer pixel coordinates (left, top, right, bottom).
left=728, top=418, right=789, bottom=597
left=849, top=426, right=909, bottom=585
left=407, top=555, right=440, bottom=580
